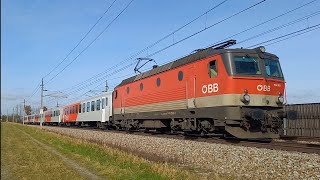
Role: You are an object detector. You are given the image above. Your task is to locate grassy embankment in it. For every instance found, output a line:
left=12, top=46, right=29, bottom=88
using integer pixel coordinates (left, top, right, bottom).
left=1, top=123, right=202, bottom=180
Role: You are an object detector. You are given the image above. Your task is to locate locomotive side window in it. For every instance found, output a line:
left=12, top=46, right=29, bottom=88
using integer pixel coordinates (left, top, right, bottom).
left=96, top=99, right=101, bottom=111
left=87, top=102, right=90, bottom=112
left=83, top=103, right=85, bottom=113
left=156, top=78, right=161, bottom=87
left=178, top=71, right=183, bottom=81
left=140, top=83, right=143, bottom=91
left=127, top=87, right=130, bottom=94
left=102, top=98, right=105, bottom=109
left=91, top=101, right=95, bottom=111
left=209, top=60, right=218, bottom=78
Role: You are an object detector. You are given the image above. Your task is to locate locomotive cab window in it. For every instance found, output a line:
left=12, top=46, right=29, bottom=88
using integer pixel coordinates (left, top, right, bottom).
left=209, top=60, right=218, bottom=78
left=264, top=59, right=283, bottom=78
left=234, top=56, right=261, bottom=75
left=79, top=104, right=81, bottom=113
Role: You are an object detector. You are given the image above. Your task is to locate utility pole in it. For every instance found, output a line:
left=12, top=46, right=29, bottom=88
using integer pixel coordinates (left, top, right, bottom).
left=16, top=105, right=18, bottom=123
left=23, top=99, right=25, bottom=125
left=6, top=109, right=9, bottom=122
left=40, top=78, right=44, bottom=127
left=12, top=107, right=14, bottom=123
left=104, top=80, right=109, bottom=92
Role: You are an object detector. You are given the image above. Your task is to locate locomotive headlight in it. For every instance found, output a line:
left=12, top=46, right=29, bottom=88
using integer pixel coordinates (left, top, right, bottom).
left=259, top=46, right=266, bottom=53
left=240, top=93, right=250, bottom=103
left=277, top=95, right=284, bottom=104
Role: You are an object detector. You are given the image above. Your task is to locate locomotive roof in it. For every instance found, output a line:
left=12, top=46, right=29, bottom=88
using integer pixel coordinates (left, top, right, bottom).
left=117, top=48, right=278, bottom=87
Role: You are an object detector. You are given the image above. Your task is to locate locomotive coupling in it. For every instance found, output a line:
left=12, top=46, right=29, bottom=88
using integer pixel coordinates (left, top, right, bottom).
left=244, top=109, right=264, bottom=120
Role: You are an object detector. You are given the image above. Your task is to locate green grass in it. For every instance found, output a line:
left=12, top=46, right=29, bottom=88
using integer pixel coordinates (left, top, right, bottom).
left=1, top=123, right=84, bottom=180
left=2, top=123, right=203, bottom=180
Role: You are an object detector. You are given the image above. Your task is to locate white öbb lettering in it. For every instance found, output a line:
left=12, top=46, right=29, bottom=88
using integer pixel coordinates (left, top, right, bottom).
left=257, top=84, right=270, bottom=92
left=202, top=83, right=219, bottom=94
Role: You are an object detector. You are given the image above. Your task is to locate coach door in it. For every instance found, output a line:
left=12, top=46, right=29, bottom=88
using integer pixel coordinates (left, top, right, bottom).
left=187, top=66, right=196, bottom=109
left=101, top=98, right=106, bottom=122
left=101, top=97, right=110, bottom=122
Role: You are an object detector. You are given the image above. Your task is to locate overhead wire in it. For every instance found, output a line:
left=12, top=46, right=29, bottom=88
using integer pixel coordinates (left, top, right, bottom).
left=247, top=23, right=320, bottom=48
left=45, top=0, right=135, bottom=85
left=204, top=0, right=319, bottom=48
left=56, top=0, right=230, bottom=93
left=49, top=0, right=265, bottom=99
left=50, top=0, right=319, bottom=95
left=43, top=0, right=118, bottom=79
left=236, top=10, right=320, bottom=45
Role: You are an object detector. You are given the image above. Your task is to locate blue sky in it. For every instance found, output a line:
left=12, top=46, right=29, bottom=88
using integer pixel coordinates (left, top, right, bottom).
left=2, top=0, right=320, bottom=114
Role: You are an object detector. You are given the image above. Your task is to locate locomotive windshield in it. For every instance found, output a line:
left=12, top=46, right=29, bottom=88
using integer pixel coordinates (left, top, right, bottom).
left=264, top=59, right=283, bottom=78
left=233, top=56, right=261, bottom=75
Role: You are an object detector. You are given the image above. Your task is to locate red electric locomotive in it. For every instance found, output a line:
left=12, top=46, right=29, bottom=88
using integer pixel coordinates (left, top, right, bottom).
left=112, top=40, right=296, bottom=139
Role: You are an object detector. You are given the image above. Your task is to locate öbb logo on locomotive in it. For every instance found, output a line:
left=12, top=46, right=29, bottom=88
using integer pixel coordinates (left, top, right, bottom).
left=24, top=40, right=297, bottom=140
left=257, top=84, right=271, bottom=92
left=202, top=83, right=219, bottom=94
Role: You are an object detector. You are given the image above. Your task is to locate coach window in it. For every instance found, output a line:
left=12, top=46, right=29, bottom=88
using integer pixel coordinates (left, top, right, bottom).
left=106, top=97, right=108, bottom=106
left=83, top=103, right=86, bottom=113
left=87, top=102, right=90, bottom=112
left=54, top=111, right=56, bottom=116
left=140, top=83, right=143, bottom=91
left=91, top=101, right=95, bottom=111
left=209, top=60, right=218, bottom=78
left=156, top=78, right=161, bottom=87
left=102, top=98, right=105, bottom=109
left=178, top=71, right=183, bottom=81
left=127, top=87, right=130, bottom=94
left=96, top=99, right=101, bottom=111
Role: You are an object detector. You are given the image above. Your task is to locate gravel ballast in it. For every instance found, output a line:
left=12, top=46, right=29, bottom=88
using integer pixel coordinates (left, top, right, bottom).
left=35, top=126, right=320, bottom=179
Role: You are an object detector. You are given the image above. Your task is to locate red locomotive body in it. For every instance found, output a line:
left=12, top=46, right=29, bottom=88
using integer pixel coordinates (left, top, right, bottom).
left=113, top=44, right=291, bottom=139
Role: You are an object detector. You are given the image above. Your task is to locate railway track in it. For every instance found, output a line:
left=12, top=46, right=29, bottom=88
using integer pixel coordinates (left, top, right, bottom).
left=38, top=125, right=320, bottom=155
